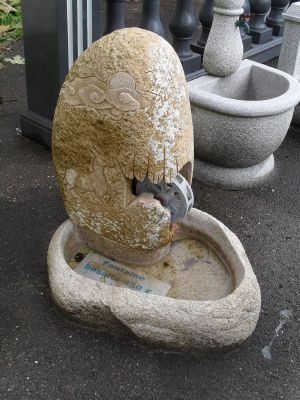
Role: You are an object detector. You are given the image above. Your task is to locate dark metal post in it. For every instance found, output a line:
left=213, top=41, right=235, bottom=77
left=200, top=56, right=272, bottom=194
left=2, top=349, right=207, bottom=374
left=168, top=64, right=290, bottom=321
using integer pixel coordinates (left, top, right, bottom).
left=266, top=0, right=290, bottom=36
left=240, top=0, right=253, bottom=51
left=249, top=0, right=273, bottom=43
left=191, top=0, right=214, bottom=55
left=139, top=0, right=164, bottom=37
left=20, top=0, right=101, bottom=147
left=103, top=0, right=125, bottom=35
left=169, top=0, right=201, bottom=74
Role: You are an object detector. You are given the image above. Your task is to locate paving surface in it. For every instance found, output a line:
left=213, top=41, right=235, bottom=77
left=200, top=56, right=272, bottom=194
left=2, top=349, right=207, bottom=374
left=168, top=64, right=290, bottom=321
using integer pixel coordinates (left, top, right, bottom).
left=0, top=40, right=300, bottom=400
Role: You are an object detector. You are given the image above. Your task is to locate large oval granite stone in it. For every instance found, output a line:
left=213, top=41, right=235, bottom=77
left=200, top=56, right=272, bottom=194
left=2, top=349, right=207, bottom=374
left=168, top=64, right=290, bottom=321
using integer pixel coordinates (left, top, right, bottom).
left=52, top=28, right=193, bottom=261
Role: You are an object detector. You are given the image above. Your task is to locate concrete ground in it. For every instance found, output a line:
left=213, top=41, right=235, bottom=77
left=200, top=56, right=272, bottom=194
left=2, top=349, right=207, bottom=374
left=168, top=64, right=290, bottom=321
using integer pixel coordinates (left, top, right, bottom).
left=0, top=39, right=300, bottom=400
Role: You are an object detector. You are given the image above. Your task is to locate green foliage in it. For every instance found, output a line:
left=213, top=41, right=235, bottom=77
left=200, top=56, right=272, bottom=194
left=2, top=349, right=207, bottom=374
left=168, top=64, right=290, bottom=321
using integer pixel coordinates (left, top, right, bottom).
left=0, top=0, right=22, bottom=49
left=5, top=54, right=24, bottom=63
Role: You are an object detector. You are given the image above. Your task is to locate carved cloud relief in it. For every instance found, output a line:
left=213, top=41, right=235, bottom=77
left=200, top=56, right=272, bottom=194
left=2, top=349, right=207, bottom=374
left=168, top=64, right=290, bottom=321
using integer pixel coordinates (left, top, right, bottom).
left=61, top=72, right=147, bottom=120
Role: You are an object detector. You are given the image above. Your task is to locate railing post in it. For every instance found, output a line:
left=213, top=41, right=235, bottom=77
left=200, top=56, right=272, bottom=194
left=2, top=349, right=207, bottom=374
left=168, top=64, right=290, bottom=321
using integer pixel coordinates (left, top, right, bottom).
left=266, top=0, right=290, bottom=36
left=249, top=0, right=273, bottom=44
left=240, top=0, right=252, bottom=51
left=191, top=0, right=214, bottom=55
left=103, top=0, right=125, bottom=35
left=139, top=0, right=164, bottom=37
left=169, top=0, right=201, bottom=74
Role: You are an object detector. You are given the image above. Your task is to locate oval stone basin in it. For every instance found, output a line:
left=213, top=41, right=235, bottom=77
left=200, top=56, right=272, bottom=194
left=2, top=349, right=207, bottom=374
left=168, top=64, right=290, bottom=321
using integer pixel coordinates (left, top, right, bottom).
left=48, top=208, right=261, bottom=352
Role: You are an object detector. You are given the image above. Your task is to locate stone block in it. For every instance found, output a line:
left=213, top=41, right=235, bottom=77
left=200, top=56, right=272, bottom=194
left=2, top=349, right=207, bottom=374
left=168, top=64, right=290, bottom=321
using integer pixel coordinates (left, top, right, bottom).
left=249, top=27, right=273, bottom=44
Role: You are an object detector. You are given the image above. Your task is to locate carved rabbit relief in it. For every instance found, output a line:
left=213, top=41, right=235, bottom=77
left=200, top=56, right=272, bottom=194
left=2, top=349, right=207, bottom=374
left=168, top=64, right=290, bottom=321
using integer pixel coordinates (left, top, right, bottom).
left=52, top=28, right=193, bottom=262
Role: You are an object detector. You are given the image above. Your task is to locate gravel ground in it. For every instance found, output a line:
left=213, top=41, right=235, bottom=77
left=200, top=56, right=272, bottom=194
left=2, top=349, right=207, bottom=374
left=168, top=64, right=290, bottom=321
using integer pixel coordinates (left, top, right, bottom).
left=0, top=39, right=299, bottom=400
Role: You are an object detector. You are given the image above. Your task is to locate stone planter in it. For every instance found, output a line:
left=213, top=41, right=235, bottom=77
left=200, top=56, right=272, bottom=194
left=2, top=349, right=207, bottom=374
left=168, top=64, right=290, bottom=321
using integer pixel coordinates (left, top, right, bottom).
left=48, top=208, right=261, bottom=352
left=189, top=59, right=300, bottom=189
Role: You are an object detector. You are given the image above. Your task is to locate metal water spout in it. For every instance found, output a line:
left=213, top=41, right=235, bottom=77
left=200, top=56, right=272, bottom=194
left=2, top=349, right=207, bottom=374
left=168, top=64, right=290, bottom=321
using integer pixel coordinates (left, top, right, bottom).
left=236, top=17, right=250, bottom=34
left=203, top=0, right=245, bottom=76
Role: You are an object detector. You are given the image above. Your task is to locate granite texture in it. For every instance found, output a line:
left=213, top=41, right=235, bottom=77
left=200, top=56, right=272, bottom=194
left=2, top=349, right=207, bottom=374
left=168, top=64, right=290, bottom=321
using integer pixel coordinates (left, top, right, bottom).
left=278, top=2, right=300, bottom=127
left=47, top=208, right=261, bottom=352
left=193, top=155, right=274, bottom=190
left=278, top=3, right=300, bottom=80
left=190, top=59, right=300, bottom=117
left=191, top=106, right=293, bottom=168
left=203, top=0, right=244, bottom=76
left=52, top=28, right=194, bottom=262
left=189, top=59, right=300, bottom=188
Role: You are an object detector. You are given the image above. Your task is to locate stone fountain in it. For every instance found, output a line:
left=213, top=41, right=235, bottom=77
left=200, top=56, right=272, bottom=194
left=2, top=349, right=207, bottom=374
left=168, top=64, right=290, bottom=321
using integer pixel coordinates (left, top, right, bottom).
left=48, top=28, right=261, bottom=352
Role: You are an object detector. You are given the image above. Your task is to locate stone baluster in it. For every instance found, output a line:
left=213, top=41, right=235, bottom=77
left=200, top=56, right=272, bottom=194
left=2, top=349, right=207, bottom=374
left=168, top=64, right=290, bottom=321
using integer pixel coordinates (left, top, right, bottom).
left=249, top=0, right=273, bottom=43
left=240, top=0, right=252, bottom=51
left=203, top=0, right=244, bottom=77
left=169, top=0, right=202, bottom=73
left=266, top=0, right=290, bottom=36
left=191, top=0, right=215, bottom=55
left=103, top=0, right=125, bottom=35
left=139, top=0, right=165, bottom=37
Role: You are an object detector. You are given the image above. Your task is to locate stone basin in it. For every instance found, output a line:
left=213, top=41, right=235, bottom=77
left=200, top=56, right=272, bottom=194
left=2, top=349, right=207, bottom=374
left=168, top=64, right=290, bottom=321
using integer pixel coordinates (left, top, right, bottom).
left=48, top=208, right=261, bottom=352
left=189, top=59, right=300, bottom=189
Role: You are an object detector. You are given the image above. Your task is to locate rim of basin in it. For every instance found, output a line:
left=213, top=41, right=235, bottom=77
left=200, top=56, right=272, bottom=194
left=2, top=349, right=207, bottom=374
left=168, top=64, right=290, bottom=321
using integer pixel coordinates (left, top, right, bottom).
left=49, top=208, right=254, bottom=305
left=189, top=59, right=300, bottom=118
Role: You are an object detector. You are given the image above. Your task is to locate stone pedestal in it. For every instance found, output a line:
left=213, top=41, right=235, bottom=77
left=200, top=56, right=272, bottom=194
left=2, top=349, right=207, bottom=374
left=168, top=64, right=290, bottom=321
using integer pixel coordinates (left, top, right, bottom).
left=249, top=26, right=273, bottom=43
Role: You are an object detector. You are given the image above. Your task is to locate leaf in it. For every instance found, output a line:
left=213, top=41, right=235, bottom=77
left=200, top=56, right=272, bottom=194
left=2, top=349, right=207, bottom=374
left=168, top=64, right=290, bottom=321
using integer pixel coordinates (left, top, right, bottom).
left=0, top=24, right=12, bottom=33
left=4, top=54, right=25, bottom=64
left=0, top=1, right=17, bottom=14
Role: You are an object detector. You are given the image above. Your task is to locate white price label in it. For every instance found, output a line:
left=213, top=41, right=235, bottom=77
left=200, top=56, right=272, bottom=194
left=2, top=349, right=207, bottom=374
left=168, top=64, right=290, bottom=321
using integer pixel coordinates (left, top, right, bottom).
left=74, top=253, right=171, bottom=296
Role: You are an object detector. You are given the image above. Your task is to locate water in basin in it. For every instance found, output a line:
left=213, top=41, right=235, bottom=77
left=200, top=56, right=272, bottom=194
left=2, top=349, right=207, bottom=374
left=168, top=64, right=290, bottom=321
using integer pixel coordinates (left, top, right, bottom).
left=68, top=238, right=234, bottom=302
